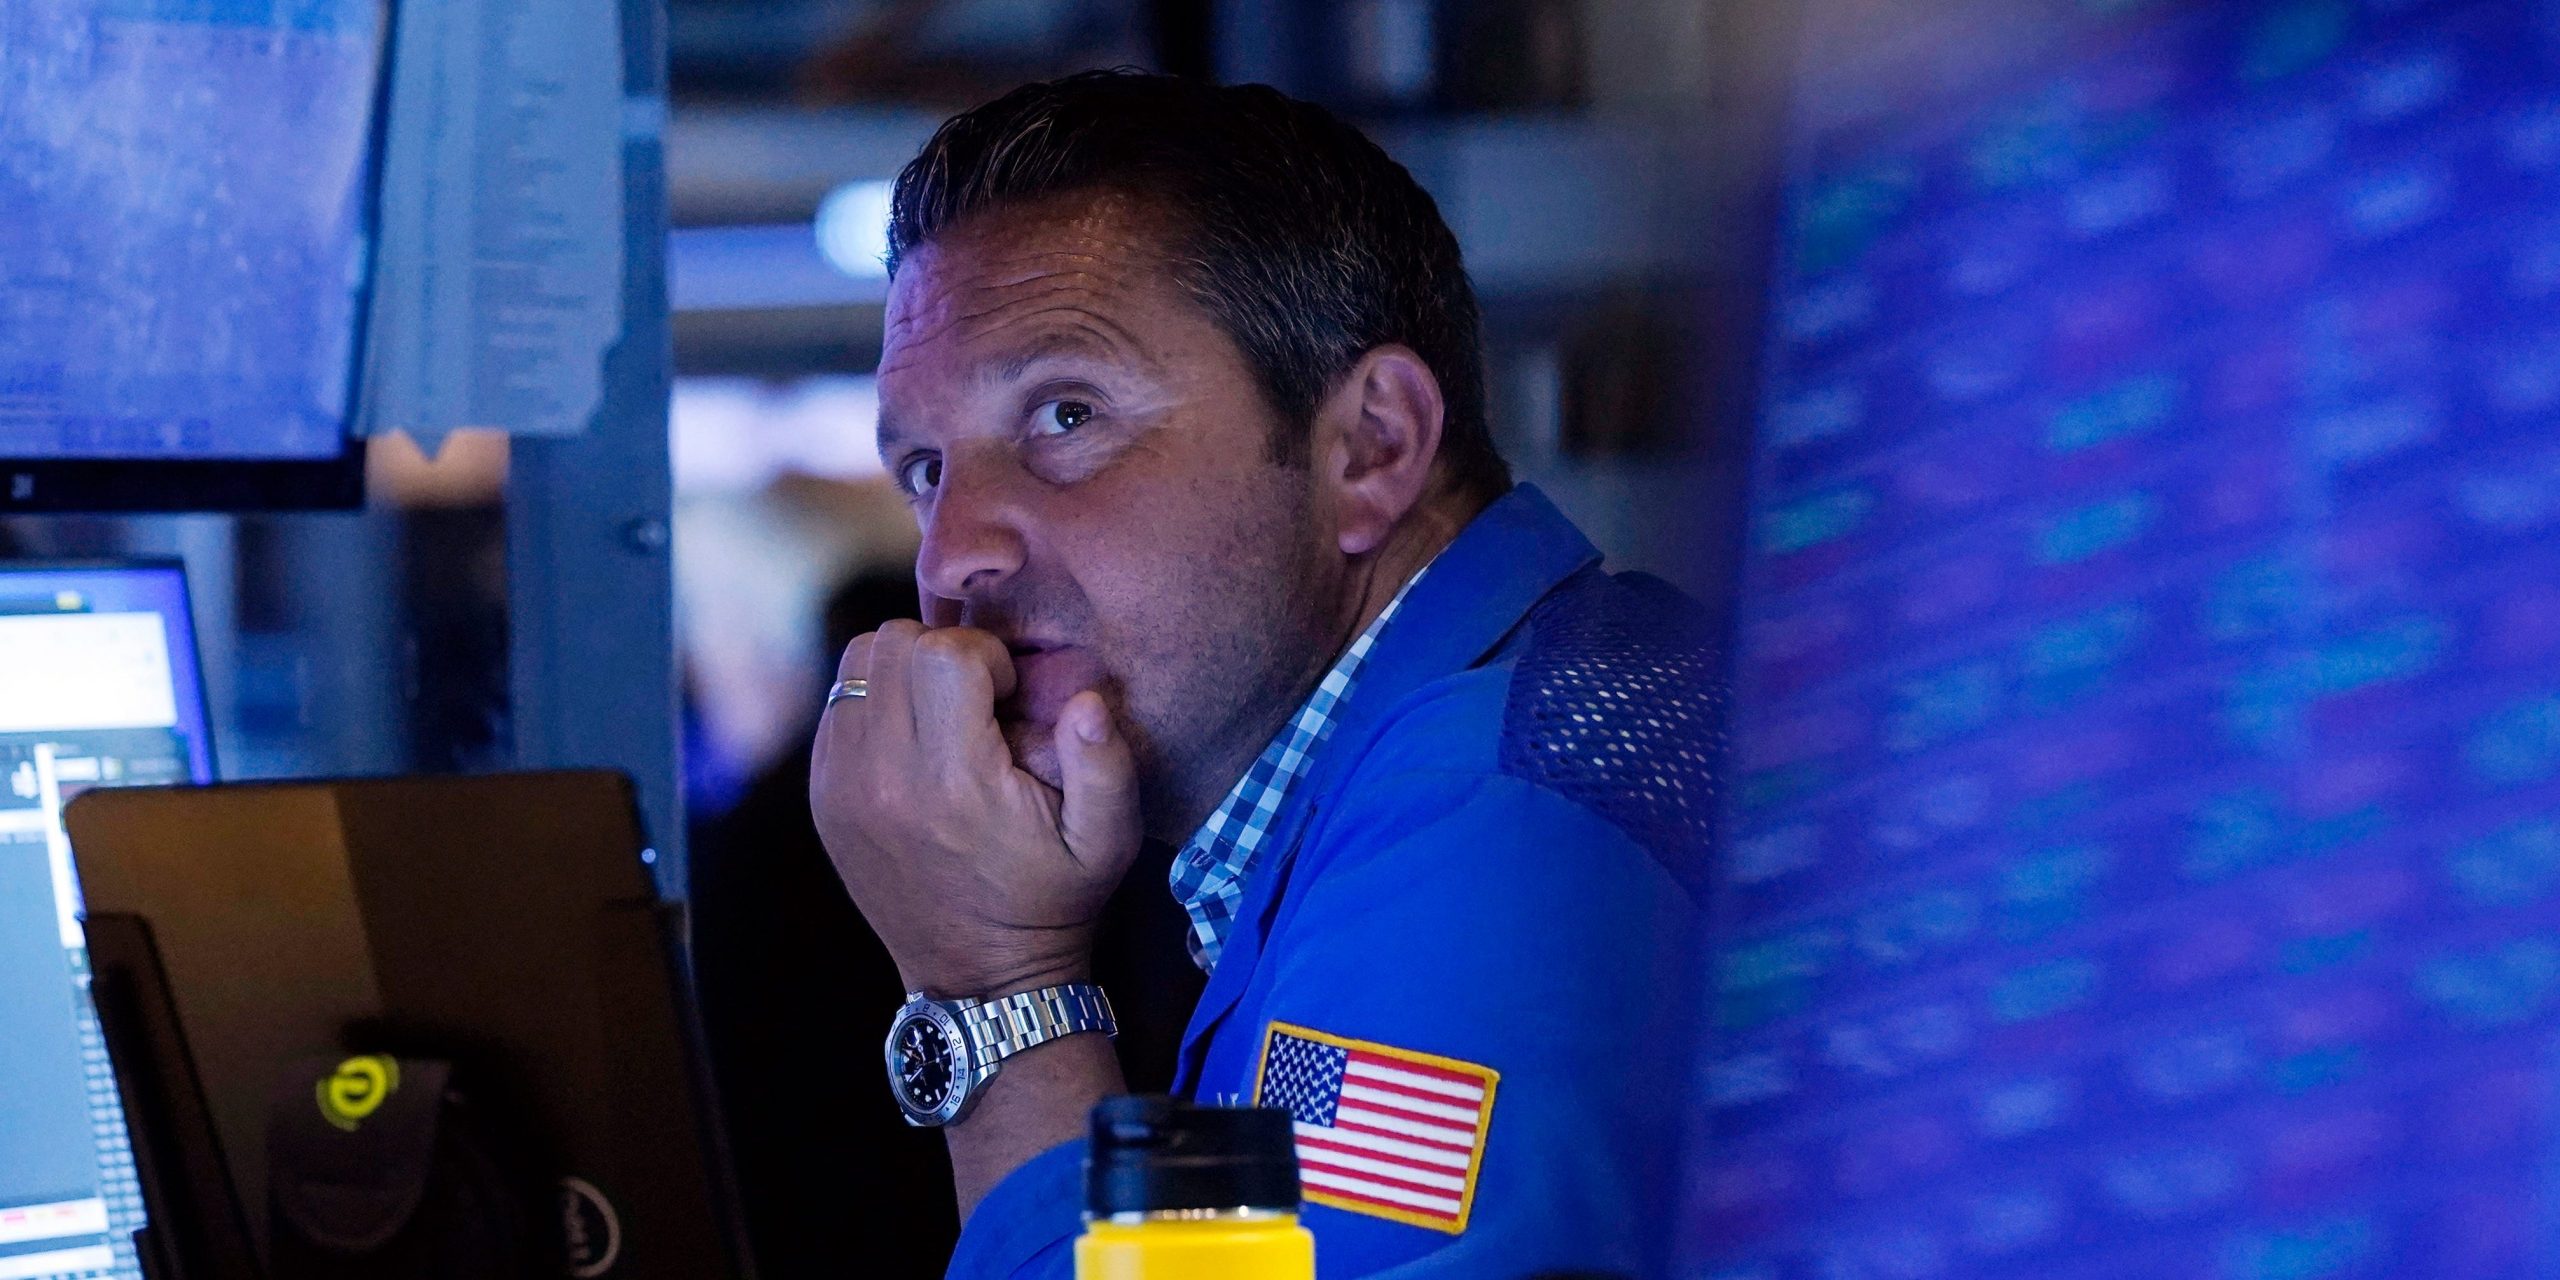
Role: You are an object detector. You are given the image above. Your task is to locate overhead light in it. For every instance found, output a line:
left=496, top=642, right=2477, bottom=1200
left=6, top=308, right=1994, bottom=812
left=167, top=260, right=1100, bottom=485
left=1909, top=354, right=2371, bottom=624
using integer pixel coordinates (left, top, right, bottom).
left=814, top=179, right=895, bottom=279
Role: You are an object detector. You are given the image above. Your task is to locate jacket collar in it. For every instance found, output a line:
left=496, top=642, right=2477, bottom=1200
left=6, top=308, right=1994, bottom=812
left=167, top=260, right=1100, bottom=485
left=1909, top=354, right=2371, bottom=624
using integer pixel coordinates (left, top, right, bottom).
left=1169, top=484, right=1602, bottom=1089
left=1319, top=483, right=1601, bottom=753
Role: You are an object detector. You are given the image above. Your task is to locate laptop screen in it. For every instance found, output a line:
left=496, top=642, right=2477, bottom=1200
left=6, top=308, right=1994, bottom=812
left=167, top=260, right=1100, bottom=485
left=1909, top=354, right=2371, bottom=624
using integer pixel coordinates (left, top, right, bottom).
left=0, top=563, right=211, bottom=1280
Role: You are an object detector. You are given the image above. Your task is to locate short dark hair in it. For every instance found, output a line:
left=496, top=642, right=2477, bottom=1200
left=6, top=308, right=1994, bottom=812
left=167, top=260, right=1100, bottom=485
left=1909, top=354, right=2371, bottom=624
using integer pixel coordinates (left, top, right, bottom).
left=886, top=70, right=1510, bottom=500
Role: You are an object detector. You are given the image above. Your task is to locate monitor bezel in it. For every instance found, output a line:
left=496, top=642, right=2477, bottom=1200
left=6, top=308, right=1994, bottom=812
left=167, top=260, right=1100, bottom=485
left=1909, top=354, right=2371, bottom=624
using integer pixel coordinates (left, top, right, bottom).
left=0, top=556, right=220, bottom=782
left=0, top=456, right=366, bottom=515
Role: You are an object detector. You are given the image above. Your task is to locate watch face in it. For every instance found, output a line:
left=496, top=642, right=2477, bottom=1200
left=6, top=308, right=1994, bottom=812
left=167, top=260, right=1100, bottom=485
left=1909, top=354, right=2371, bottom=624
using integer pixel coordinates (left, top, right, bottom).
left=885, top=1002, right=970, bottom=1125
left=896, top=1018, right=954, bottom=1110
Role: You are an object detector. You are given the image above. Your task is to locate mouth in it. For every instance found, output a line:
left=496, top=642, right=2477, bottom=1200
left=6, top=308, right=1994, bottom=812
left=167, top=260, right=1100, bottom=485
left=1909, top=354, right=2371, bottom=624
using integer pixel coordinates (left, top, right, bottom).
left=994, top=640, right=1106, bottom=727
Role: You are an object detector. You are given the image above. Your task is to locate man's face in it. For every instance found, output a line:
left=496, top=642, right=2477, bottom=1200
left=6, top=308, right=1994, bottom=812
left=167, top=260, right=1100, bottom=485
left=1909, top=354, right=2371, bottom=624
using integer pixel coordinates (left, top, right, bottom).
left=874, top=192, right=1342, bottom=831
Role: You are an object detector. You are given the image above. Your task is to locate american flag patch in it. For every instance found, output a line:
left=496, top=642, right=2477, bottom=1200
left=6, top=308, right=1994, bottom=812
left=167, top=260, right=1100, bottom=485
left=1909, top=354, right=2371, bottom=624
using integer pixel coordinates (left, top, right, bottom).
left=1254, top=1022, right=1498, bottom=1234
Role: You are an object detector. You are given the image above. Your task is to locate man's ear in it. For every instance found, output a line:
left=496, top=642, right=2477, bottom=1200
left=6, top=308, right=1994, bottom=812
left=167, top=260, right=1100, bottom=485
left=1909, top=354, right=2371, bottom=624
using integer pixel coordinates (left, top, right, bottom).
left=1319, top=344, right=1446, bottom=558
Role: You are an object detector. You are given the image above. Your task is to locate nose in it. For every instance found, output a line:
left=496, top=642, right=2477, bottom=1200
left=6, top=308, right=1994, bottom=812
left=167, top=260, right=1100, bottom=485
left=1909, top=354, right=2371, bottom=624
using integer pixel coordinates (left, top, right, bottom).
left=914, top=454, right=1028, bottom=603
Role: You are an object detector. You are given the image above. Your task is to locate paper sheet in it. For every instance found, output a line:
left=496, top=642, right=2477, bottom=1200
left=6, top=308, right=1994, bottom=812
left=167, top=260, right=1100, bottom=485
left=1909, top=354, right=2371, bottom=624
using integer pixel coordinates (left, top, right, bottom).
left=359, top=0, right=627, bottom=451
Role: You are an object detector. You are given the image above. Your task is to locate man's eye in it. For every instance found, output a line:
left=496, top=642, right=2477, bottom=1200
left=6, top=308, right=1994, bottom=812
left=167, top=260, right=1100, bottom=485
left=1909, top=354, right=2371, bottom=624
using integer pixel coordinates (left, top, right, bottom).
left=1031, top=399, right=1095, bottom=437
left=898, top=455, right=942, bottom=494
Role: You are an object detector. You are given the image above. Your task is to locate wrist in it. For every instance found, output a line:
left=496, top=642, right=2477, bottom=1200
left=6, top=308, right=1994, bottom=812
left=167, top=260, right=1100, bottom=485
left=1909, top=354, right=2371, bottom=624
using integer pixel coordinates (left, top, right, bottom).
left=886, top=974, right=1117, bottom=1131
left=899, top=941, right=1093, bottom=1000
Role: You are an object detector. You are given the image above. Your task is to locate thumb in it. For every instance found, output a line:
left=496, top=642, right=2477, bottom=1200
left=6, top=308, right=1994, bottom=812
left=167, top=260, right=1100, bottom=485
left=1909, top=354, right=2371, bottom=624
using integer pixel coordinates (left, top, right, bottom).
left=1053, top=690, right=1141, bottom=872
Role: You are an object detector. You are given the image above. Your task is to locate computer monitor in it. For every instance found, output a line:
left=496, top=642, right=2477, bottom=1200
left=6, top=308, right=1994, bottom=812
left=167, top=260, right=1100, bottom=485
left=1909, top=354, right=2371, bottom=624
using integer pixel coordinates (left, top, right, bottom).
left=1690, top=0, right=2560, bottom=1275
left=0, top=562, right=213, bottom=1280
left=0, top=1, right=385, bottom=512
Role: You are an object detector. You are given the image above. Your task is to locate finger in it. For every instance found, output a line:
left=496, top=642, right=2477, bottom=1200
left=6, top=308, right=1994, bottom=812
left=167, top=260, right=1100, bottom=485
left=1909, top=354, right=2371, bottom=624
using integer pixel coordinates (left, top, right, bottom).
left=832, top=632, right=875, bottom=683
left=1053, top=690, right=1141, bottom=873
left=863, top=619, right=925, bottom=738
left=824, top=629, right=885, bottom=742
left=909, top=627, right=1016, bottom=764
left=813, top=630, right=881, bottom=783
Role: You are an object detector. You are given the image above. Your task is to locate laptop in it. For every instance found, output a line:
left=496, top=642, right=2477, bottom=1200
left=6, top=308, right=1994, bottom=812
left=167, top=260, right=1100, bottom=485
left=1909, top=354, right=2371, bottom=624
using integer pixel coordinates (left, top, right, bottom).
left=63, top=771, right=753, bottom=1279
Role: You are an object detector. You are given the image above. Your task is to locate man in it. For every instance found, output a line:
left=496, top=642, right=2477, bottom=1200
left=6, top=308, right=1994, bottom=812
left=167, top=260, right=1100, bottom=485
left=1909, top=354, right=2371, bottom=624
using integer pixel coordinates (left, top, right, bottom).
left=811, top=70, right=1717, bottom=1277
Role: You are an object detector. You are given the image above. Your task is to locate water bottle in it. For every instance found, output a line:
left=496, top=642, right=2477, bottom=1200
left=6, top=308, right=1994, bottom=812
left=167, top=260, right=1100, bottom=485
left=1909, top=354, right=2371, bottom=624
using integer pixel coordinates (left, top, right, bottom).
left=1075, top=1096, right=1315, bottom=1279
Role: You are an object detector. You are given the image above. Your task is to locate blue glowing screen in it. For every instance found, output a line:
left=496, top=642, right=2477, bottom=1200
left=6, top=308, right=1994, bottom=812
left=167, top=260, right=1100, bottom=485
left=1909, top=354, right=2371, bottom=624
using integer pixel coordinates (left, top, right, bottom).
left=0, top=562, right=211, bottom=1279
left=1690, top=2, right=2560, bottom=1276
left=0, top=1, right=386, bottom=461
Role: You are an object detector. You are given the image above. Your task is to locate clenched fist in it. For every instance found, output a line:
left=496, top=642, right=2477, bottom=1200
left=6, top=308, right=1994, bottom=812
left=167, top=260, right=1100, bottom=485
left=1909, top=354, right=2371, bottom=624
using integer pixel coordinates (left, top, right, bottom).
left=810, top=619, right=1144, bottom=998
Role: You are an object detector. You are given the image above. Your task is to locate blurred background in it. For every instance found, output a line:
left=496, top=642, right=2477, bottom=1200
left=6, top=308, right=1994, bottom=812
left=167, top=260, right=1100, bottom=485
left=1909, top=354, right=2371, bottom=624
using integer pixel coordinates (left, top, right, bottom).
left=1688, top=1, right=2560, bottom=1277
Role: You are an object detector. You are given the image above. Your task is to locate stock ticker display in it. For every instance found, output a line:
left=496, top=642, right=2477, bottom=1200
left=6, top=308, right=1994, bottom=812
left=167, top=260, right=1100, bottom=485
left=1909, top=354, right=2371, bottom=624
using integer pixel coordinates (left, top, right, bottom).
left=1688, top=1, right=2560, bottom=1277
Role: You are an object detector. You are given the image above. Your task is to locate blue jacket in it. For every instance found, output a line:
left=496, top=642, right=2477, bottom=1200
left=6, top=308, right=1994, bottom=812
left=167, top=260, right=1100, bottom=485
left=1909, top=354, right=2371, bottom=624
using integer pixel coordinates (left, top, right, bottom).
left=949, top=486, right=1719, bottom=1279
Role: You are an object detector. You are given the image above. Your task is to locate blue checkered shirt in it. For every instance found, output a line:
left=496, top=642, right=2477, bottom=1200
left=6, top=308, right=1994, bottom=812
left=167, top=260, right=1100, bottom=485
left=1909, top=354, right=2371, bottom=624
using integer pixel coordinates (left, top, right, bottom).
left=1169, top=569, right=1428, bottom=972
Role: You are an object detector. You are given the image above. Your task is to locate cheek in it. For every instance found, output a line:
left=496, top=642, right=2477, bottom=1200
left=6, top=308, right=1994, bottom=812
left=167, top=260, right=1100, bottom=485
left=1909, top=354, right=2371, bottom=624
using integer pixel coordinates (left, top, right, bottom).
left=1025, top=413, right=1321, bottom=699
left=1071, top=489, right=1314, bottom=691
left=1043, top=438, right=1293, bottom=618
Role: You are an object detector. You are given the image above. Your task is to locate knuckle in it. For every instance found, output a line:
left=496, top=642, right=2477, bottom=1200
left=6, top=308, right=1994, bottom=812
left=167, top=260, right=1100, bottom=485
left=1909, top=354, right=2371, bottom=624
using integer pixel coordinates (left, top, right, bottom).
left=936, top=754, right=987, bottom=796
left=835, top=636, right=874, bottom=675
left=856, top=778, right=904, bottom=828
left=851, top=747, right=897, bottom=795
left=911, top=628, right=984, bottom=676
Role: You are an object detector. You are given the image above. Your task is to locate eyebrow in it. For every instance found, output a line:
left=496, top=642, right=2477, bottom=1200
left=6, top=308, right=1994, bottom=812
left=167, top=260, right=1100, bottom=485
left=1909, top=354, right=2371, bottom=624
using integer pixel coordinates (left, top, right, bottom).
left=978, top=327, right=1132, bottom=387
left=875, top=413, right=911, bottom=463
left=875, top=323, right=1152, bottom=463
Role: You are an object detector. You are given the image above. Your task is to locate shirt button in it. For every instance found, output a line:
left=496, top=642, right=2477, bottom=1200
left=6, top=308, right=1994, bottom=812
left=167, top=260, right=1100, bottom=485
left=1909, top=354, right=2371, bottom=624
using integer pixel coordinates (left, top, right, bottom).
left=1189, top=851, right=1214, bottom=869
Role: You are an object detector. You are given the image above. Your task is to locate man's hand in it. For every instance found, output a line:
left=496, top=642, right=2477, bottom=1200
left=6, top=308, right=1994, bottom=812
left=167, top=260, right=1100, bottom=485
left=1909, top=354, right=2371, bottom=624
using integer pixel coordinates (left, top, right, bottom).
left=810, top=619, right=1144, bottom=997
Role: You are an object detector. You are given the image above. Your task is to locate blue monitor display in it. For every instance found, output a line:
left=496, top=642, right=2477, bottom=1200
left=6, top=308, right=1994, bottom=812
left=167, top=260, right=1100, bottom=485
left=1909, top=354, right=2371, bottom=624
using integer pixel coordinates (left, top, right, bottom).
left=0, top=563, right=211, bottom=1280
left=1691, top=1, right=2560, bottom=1277
left=0, top=1, right=386, bottom=510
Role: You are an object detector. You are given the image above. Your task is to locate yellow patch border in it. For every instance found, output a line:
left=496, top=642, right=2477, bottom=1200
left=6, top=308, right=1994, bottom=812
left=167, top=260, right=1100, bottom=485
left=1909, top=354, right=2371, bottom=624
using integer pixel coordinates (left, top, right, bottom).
left=1253, top=1020, right=1500, bottom=1236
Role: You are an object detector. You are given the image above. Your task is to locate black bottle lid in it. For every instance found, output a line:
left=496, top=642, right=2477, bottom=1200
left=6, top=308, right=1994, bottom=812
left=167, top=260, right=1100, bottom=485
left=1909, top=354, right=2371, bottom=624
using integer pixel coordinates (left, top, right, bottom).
left=1085, top=1096, right=1301, bottom=1217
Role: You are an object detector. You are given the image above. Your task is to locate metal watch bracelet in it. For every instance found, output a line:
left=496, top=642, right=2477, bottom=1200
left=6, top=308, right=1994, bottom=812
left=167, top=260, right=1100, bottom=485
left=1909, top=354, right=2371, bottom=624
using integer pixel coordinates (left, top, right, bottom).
left=959, top=982, right=1118, bottom=1067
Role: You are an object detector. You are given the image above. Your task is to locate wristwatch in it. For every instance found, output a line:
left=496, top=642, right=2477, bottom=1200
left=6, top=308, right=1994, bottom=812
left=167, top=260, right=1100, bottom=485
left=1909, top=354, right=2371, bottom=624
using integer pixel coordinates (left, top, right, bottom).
left=883, top=983, right=1117, bottom=1127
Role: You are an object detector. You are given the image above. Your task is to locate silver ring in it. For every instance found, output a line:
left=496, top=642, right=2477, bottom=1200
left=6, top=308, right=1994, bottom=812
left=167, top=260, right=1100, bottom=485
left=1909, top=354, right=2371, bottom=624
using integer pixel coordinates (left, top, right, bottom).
left=826, top=678, right=869, bottom=708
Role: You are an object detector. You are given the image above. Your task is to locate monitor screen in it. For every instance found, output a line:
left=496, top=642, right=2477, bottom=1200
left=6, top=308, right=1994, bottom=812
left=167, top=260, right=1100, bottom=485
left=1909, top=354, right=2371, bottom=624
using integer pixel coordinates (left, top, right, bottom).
left=0, top=563, right=211, bottom=1280
left=1692, top=1, right=2560, bottom=1275
left=0, top=1, right=386, bottom=509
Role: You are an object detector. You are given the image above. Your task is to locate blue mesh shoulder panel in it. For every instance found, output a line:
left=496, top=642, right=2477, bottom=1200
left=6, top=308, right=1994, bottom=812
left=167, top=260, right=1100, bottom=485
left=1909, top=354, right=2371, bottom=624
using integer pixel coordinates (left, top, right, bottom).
left=1498, top=568, right=1725, bottom=895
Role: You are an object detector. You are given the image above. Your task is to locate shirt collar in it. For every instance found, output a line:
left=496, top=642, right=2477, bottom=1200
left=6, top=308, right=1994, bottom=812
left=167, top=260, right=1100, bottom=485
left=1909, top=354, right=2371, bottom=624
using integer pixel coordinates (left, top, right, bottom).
left=1166, top=563, right=1432, bottom=972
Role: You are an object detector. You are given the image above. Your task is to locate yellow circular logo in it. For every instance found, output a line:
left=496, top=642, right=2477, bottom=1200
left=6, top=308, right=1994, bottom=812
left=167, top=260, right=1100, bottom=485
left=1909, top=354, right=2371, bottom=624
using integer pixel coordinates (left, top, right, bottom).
left=316, top=1055, right=400, bottom=1131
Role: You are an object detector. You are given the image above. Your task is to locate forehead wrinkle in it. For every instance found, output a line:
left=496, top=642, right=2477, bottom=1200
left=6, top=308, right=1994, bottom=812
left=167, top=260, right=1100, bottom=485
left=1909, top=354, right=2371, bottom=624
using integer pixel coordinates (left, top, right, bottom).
left=883, top=212, right=1177, bottom=348
left=885, top=273, right=1163, bottom=388
left=890, top=259, right=1132, bottom=345
left=974, top=246, right=1144, bottom=288
left=878, top=199, right=1196, bottom=401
